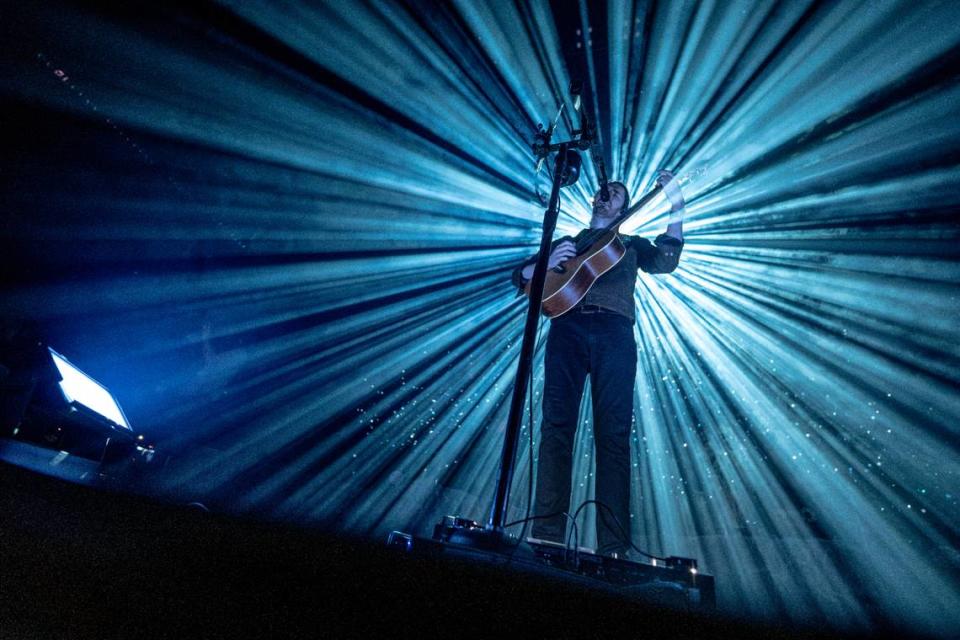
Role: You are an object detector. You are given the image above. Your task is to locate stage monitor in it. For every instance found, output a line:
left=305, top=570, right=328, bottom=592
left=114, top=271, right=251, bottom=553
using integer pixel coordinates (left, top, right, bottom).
left=48, top=348, right=131, bottom=430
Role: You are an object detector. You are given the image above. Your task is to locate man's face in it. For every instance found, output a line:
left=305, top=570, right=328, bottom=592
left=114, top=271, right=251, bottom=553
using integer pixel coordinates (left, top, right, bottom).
left=590, top=184, right=626, bottom=228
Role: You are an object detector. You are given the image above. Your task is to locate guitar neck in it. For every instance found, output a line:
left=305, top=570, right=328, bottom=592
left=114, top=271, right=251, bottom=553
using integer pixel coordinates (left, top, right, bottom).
left=601, top=182, right=665, bottom=234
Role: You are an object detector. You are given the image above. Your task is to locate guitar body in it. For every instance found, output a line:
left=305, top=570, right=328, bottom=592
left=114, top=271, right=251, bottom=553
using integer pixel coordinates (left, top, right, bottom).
left=524, top=229, right=626, bottom=318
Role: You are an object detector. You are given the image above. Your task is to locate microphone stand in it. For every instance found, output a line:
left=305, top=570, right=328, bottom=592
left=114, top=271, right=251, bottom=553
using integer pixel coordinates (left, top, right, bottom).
left=420, top=86, right=602, bottom=551
left=487, top=86, right=599, bottom=538
left=420, top=92, right=594, bottom=550
left=488, top=142, right=570, bottom=536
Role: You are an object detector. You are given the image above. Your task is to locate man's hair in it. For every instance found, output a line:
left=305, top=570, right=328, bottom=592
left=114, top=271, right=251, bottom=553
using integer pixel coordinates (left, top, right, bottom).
left=608, top=181, right=630, bottom=215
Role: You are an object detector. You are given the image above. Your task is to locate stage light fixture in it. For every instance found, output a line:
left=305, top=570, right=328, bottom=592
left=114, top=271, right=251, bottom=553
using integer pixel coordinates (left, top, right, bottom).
left=48, top=347, right=130, bottom=430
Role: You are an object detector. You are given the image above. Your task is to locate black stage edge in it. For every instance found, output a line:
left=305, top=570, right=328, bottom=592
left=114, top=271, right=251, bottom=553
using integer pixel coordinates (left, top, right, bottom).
left=0, top=461, right=895, bottom=639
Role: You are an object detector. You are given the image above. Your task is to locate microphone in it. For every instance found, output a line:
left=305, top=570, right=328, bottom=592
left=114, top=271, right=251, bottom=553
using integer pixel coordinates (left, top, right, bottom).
left=598, top=172, right=610, bottom=202
left=594, top=152, right=609, bottom=202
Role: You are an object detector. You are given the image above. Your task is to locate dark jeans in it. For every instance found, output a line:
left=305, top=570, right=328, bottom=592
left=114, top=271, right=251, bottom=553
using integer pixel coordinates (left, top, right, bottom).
left=531, top=310, right=637, bottom=556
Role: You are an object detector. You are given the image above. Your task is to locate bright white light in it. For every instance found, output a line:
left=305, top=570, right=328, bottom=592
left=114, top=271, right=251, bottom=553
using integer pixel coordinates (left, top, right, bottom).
left=49, top=348, right=130, bottom=429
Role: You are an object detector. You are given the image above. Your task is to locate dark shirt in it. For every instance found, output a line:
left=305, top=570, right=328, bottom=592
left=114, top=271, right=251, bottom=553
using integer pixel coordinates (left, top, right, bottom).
left=510, top=230, right=683, bottom=321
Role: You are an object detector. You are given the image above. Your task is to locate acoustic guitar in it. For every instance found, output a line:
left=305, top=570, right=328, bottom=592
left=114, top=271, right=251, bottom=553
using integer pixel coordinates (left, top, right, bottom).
left=524, top=170, right=690, bottom=318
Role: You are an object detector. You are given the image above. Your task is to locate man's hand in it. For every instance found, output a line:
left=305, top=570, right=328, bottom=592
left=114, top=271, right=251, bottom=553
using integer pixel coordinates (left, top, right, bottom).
left=547, top=241, right=577, bottom=269
left=521, top=240, right=577, bottom=281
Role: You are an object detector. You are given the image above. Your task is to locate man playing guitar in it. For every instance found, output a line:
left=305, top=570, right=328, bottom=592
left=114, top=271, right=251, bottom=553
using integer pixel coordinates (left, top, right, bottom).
left=510, top=181, right=683, bottom=557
